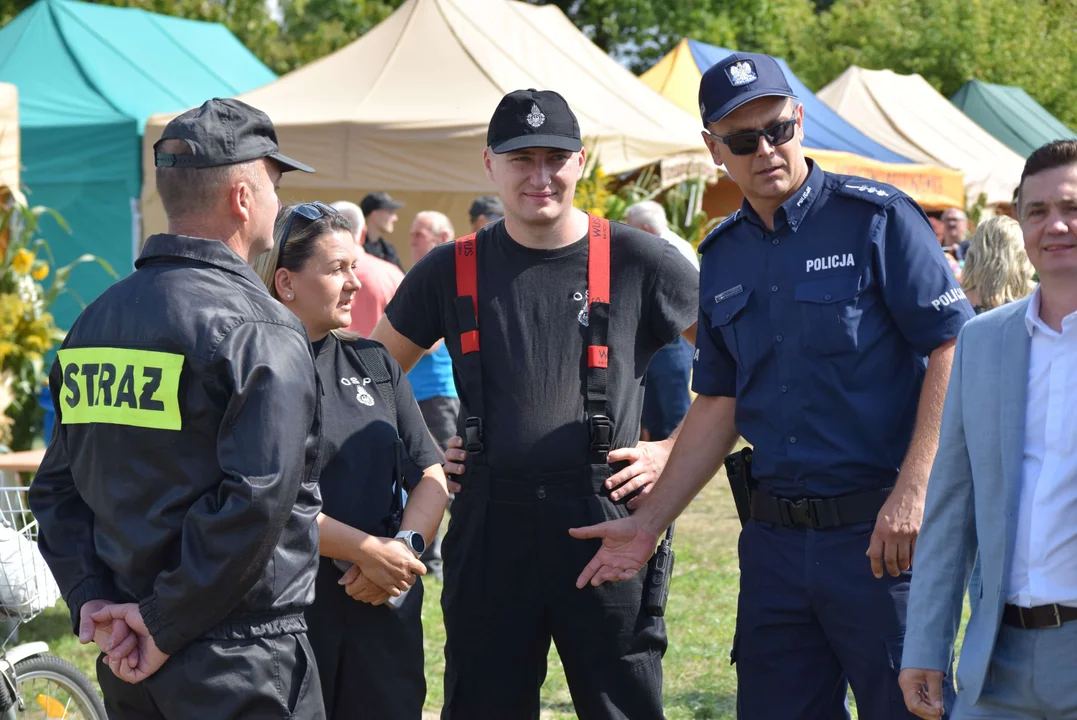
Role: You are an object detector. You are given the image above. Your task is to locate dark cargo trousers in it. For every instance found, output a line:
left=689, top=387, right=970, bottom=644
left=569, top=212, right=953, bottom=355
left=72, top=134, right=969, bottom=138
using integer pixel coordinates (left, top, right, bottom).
left=440, top=465, right=667, bottom=720
left=306, top=559, right=427, bottom=720
left=96, top=631, right=325, bottom=719
left=733, top=519, right=955, bottom=719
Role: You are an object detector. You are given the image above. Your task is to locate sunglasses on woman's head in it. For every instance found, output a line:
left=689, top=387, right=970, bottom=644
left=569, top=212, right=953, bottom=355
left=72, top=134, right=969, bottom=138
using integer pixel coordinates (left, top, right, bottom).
left=276, top=201, right=338, bottom=269
left=705, top=113, right=799, bottom=156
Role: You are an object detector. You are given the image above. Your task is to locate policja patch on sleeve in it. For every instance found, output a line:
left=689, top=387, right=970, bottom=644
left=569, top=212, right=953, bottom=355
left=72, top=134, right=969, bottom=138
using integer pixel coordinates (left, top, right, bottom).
left=57, top=347, right=184, bottom=430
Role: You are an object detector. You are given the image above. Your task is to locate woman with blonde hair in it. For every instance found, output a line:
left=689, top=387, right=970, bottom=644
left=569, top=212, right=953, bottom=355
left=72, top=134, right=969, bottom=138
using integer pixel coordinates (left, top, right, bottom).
left=961, top=215, right=1037, bottom=313
left=252, top=202, right=450, bottom=719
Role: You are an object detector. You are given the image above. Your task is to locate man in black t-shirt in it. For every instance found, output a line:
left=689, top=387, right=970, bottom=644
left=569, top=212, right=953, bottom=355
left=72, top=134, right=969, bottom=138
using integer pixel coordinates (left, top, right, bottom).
left=361, top=191, right=406, bottom=270
left=371, top=89, right=698, bottom=719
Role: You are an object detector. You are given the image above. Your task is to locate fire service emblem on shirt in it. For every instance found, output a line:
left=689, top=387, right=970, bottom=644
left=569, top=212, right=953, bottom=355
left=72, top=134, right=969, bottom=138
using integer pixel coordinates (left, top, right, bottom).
left=355, top=385, right=375, bottom=407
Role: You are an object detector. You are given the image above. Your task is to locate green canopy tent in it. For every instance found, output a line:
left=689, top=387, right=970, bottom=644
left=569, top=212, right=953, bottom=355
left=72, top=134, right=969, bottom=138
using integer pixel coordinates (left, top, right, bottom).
left=951, top=79, right=1077, bottom=158
left=0, top=0, right=276, bottom=328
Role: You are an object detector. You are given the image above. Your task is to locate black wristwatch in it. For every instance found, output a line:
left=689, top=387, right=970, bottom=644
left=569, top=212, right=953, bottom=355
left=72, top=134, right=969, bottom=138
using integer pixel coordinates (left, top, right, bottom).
left=394, top=530, right=426, bottom=557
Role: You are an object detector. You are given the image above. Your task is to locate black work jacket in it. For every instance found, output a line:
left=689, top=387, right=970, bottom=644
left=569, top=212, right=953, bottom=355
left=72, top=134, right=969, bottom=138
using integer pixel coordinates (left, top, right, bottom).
left=29, top=234, right=322, bottom=656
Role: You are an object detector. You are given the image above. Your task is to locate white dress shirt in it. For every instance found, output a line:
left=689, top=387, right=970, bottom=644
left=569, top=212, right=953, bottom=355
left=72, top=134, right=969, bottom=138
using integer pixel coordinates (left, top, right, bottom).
left=1007, top=287, right=1077, bottom=607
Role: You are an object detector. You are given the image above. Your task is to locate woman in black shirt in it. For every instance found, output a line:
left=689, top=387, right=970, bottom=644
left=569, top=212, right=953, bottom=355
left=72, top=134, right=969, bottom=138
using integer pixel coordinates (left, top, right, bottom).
left=252, top=202, right=449, bottom=719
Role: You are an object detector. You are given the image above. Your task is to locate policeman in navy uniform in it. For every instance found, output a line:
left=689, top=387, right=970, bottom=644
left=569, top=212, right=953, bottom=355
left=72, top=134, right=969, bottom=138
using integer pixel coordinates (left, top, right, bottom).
left=571, top=52, right=974, bottom=719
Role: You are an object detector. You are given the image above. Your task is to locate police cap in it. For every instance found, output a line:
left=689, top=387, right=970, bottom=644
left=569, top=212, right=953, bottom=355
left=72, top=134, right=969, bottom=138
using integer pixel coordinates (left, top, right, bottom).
left=698, top=52, right=796, bottom=126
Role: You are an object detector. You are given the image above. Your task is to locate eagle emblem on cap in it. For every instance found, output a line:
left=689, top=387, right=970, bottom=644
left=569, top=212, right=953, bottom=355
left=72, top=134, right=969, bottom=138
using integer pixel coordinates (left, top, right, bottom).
left=728, top=61, right=758, bottom=87
left=526, top=103, right=546, bottom=128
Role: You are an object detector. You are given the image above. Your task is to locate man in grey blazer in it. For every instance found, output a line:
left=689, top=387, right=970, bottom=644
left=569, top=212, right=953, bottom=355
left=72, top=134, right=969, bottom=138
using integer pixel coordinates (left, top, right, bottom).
left=900, top=138, right=1077, bottom=719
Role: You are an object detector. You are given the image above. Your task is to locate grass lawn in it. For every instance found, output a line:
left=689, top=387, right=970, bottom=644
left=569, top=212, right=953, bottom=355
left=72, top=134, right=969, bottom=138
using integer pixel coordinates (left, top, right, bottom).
left=19, top=460, right=969, bottom=719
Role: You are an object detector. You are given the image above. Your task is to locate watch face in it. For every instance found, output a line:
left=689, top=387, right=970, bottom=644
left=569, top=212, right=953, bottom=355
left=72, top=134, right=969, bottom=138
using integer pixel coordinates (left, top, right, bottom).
left=409, top=533, right=426, bottom=555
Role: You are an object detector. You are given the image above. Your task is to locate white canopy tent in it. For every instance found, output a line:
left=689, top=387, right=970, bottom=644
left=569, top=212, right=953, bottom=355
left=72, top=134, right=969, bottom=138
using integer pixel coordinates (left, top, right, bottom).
left=818, top=67, right=1024, bottom=207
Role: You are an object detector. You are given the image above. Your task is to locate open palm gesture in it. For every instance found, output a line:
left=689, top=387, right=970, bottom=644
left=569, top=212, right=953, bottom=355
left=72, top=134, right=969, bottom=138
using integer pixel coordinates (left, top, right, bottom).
left=569, top=517, right=659, bottom=588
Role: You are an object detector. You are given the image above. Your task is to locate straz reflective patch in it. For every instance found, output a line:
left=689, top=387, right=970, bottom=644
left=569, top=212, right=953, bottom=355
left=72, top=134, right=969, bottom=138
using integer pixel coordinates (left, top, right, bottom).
left=58, top=348, right=183, bottom=430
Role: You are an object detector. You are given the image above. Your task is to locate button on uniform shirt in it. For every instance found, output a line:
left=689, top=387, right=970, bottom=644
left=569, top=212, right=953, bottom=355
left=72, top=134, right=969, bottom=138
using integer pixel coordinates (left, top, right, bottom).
left=1008, top=287, right=1077, bottom=608
left=693, top=160, right=975, bottom=497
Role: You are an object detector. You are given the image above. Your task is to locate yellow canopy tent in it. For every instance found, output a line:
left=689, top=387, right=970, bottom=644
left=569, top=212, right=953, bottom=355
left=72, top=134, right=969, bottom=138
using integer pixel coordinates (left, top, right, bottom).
left=141, top=0, right=710, bottom=261
left=642, top=39, right=964, bottom=212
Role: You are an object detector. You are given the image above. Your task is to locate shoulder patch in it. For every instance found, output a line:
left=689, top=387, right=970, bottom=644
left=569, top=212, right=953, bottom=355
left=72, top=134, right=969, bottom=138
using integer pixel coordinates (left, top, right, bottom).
left=698, top=210, right=743, bottom=255
left=835, top=179, right=904, bottom=207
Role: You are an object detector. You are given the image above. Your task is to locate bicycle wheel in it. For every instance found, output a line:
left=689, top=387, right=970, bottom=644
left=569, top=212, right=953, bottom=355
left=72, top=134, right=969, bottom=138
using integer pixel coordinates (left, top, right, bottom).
left=10, top=654, right=106, bottom=719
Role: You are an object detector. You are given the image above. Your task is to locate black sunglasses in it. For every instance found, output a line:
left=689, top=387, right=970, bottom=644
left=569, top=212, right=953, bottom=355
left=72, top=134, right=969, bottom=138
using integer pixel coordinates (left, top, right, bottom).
left=276, top=201, right=337, bottom=269
left=706, top=113, right=799, bottom=156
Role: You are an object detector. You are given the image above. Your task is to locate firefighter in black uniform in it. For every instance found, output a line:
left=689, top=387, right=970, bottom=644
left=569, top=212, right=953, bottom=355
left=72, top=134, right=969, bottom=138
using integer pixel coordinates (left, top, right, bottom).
left=29, top=98, right=327, bottom=719
left=371, top=89, right=699, bottom=719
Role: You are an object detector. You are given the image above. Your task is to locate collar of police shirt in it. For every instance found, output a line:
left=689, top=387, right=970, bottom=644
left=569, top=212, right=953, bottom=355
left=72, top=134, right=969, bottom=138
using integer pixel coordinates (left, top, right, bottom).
left=1008, top=286, right=1077, bottom=608
left=736, top=158, right=824, bottom=235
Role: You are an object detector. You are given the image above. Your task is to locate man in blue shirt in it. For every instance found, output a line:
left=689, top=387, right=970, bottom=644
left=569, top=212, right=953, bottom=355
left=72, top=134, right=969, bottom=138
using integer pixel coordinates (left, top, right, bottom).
left=571, top=52, right=973, bottom=718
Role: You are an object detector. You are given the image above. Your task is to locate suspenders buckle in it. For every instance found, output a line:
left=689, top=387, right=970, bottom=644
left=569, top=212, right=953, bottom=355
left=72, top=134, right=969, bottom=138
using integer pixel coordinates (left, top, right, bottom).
left=589, top=415, right=612, bottom=453
left=464, top=416, right=485, bottom=454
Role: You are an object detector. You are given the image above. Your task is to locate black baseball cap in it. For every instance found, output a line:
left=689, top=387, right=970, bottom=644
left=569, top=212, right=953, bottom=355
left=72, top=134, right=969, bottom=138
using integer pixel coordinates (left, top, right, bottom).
left=487, top=89, right=583, bottom=154
left=698, top=52, right=796, bottom=126
left=468, top=195, right=503, bottom=222
left=153, top=98, right=314, bottom=173
left=360, top=192, right=405, bottom=216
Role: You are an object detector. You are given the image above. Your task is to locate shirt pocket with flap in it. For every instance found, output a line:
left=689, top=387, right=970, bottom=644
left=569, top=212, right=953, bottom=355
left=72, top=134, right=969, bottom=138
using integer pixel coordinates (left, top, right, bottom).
left=705, top=285, right=754, bottom=368
left=794, top=274, right=863, bottom=357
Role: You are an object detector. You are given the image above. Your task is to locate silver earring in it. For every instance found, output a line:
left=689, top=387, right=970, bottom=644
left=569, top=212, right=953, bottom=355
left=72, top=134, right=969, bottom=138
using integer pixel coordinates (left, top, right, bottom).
left=284, top=293, right=293, bottom=300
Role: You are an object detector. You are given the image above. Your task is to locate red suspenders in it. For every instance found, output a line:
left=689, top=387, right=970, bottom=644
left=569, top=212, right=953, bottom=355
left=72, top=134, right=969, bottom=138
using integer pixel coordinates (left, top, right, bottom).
left=453, top=215, right=612, bottom=457
left=454, top=216, right=610, bottom=366
left=586, top=214, right=610, bottom=369
left=454, top=232, right=480, bottom=354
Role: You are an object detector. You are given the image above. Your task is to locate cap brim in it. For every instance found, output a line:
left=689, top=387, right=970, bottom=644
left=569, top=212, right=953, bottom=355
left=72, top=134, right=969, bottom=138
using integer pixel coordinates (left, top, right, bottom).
left=269, top=152, right=316, bottom=174
left=491, top=135, right=583, bottom=154
left=704, top=90, right=797, bottom=125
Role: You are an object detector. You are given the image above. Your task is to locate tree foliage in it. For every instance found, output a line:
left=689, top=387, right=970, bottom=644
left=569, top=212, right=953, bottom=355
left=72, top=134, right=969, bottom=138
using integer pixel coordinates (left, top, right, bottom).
left=0, top=0, right=405, bottom=76
left=528, top=0, right=818, bottom=76
left=795, top=0, right=1077, bottom=128
left=1, top=0, right=1073, bottom=128
left=527, top=0, right=1077, bottom=129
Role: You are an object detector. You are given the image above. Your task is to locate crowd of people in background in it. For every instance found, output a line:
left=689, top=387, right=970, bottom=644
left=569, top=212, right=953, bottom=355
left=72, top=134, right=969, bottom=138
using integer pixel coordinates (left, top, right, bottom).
left=25, top=47, right=1076, bottom=720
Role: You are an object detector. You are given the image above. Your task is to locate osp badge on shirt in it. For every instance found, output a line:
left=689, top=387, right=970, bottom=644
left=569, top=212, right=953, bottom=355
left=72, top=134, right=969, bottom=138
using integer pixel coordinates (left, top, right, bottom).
left=341, top=376, right=376, bottom=406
